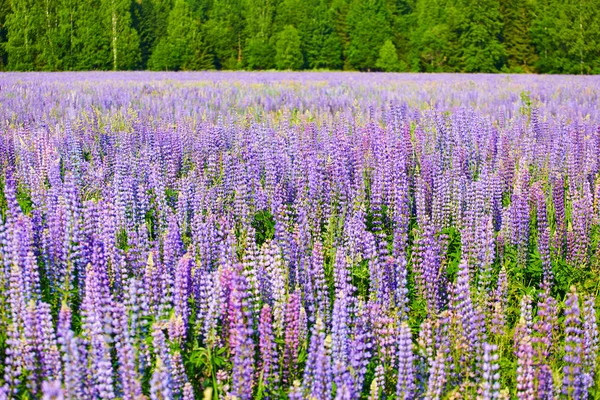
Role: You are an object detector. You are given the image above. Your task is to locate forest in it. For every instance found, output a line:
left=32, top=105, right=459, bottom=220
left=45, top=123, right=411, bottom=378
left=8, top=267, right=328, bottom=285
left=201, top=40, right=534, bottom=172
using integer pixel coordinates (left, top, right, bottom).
left=0, top=0, right=599, bottom=74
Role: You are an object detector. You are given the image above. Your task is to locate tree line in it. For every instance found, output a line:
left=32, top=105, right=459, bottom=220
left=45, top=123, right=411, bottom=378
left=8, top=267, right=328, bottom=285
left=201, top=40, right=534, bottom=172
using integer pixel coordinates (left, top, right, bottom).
left=0, top=0, right=599, bottom=74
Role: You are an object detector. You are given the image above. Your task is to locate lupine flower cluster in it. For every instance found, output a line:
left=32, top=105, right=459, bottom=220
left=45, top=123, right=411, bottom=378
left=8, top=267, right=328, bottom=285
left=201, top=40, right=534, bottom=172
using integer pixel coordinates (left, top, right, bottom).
left=0, top=72, right=599, bottom=399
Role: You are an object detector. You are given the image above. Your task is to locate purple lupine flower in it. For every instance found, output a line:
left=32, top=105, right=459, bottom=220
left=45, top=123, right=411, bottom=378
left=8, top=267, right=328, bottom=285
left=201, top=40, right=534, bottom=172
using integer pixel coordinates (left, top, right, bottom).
left=582, top=294, right=598, bottom=393
left=396, top=321, right=415, bottom=399
left=4, top=169, right=22, bottom=223
left=476, top=216, right=496, bottom=305
left=242, top=229, right=261, bottom=314
left=259, top=304, right=279, bottom=392
left=479, top=343, right=500, bottom=400
left=368, top=364, right=385, bottom=400
left=192, top=265, right=213, bottom=338
left=202, top=269, right=222, bottom=347
left=80, top=265, right=115, bottom=399
left=532, top=292, right=557, bottom=400
left=3, top=322, right=24, bottom=397
left=173, top=252, right=193, bottom=334
left=452, top=260, right=481, bottom=357
left=412, top=223, right=443, bottom=314
left=22, top=250, right=41, bottom=302
left=112, top=304, right=142, bottom=400
left=229, top=266, right=255, bottom=400
left=262, top=240, right=287, bottom=337
left=568, top=186, right=592, bottom=266
left=150, top=357, right=172, bottom=400
left=508, top=167, right=530, bottom=266
left=331, top=284, right=350, bottom=367
left=562, top=286, right=585, bottom=399
left=515, top=328, right=535, bottom=400
left=167, top=313, right=186, bottom=346
left=395, top=253, right=410, bottom=320
left=302, top=317, right=333, bottom=399
left=536, top=364, right=554, bottom=400
left=151, top=324, right=173, bottom=398
left=370, top=302, right=396, bottom=368
left=533, top=183, right=553, bottom=291
left=533, top=293, right=557, bottom=354
left=490, top=267, right=508, bottom=336
left=552, top=175, right=566, bottom=256
left=424, top=351, right=446, bottom=400
left=163, top=212, right=184, bottom=276
left=56, top=302, right=86, bottom=399
left=41, top=380, right=64, bottom=400
left=348, top=300, right=372, bottom=394
left=333, top=368, right=354, bottom=400
left=182, top=383, right=194, bottom=400
left=170, top=350, right=189, bottom=397
left=306, top=239, right=330, bottom=324
left=34, top=301, right=62, bottom=384
left=417, top=317, right=435, bottom=379
left=514, top=295, right=533, bottom=347
left=284, top=290, right=301, bottom=383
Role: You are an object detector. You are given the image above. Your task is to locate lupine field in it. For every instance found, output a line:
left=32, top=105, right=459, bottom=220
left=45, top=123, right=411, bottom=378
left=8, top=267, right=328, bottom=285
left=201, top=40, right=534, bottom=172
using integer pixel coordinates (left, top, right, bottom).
left=1, top=72, right=600, bottom=400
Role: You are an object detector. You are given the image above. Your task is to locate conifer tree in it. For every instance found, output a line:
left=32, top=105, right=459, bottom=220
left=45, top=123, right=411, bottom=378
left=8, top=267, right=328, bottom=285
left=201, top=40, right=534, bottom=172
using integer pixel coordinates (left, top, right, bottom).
left=0, top=0, right=9, bottom=69
left=243, top=0, right=275, bottom=69
left=376, top=39, right=401, bottom=72
left=501, top=0, right=536, bottom=72
left=346, top=0, right=391, bottom=71
left=38, top=0, right=61, bottom=70
left=4, top=0, right=43, bottom=70
left=305, top=0, right=342, bottom=69
left=275, top=25, right=303, bottom=70
left=149, top=0, right=211, bottom=70
left=532, top=0, right=600, bottom=74
left=203, top=0, right=244, bottom=69
left=73, top=0, right=110, bottom=70
left=132, top=0, right=171, bottom=68
left=330, top=0, right=350, bottom=56
left=411, top=0, right=460, bottom=72
left=104, top=0, right=141, bottom=70
left=55, top=0, right=78, bottom=70
left=459, top=0, right=505, bottom=72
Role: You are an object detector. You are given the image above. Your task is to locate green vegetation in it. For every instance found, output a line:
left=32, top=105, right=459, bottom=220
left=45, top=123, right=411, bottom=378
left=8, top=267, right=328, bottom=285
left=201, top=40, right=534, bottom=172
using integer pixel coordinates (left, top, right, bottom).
left=0, top=0, right=599, bottom=72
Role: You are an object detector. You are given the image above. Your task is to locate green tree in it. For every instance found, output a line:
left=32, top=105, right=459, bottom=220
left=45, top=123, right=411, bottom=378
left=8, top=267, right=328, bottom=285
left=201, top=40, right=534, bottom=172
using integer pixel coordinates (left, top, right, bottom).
left=55, top=0, right=78, bottom=70
left=389, top=0, right=415, bottom=70
left=346, top=0, right=391, bottom=70
left=376, top=39, right=402, bottom=72
left=305, top=0, right=342, bottom=69
left=38, top=0, right=61, bottom=70
left=459, top=0, right=506, bottom=72
left=4, top=0, right=43, bottom=70
left=411, top=0, right=460, bottom=72
left=243, top=0, right=276, bottom=69
left=275, top=25, right=303, bottom=70
left=104, top=0, right=141, bottom=70
left=0, top=0, right=9, bottom=69
left=203, top=0, right=245, bottom=69
left=132, top=0, right=172, bottom=68
left=530, top=0, right=557, bottom=72
left=73, top=0, right=110, bottom=69
left=330, top=0, right=350, bottom=54
left=149, top=0, right=212, bottom=70
left=501, top=0, right=536, bottom=72
left=274, top=0, right=312, bottom=33
left=532, top=0, right=600, bottom=74
left=245, top=37, right=274, bottom=69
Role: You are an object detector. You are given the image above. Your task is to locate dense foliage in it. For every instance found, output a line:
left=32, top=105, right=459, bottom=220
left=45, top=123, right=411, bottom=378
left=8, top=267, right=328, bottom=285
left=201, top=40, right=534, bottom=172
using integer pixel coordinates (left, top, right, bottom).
left=0, top=72, right=600, bottom=399
left=1, top=0, right=600, bottom=73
